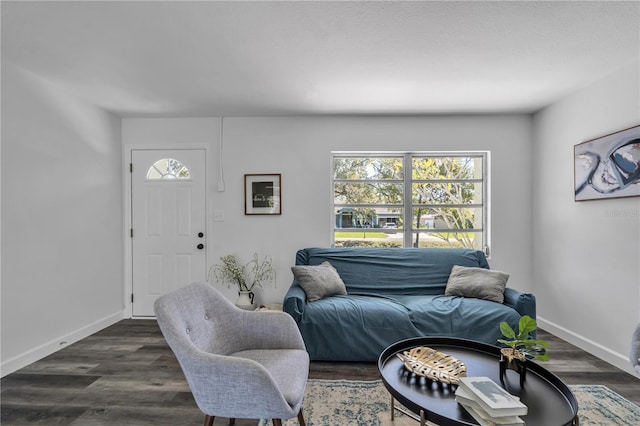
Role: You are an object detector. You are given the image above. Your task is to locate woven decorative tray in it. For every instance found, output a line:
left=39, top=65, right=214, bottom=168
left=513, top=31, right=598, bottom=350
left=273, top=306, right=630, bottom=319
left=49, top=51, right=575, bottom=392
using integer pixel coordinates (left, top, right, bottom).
left=396, top=346, right=467, bottom=385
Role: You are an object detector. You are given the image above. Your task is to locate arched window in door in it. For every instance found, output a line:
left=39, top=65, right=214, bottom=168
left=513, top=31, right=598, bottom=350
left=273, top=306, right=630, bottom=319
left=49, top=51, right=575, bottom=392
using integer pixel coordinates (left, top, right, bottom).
left=146, top=158, right=191, bottom=180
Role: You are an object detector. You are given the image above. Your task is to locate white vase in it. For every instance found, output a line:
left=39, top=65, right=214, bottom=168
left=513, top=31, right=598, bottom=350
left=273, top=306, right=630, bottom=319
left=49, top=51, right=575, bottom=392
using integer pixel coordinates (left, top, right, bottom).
left=236, top=291, right=256, bottom=310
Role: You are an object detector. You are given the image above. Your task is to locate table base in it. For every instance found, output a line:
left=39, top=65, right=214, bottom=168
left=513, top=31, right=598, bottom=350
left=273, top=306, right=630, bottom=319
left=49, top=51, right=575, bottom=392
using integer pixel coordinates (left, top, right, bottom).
left=390, top=395, right=580, bottom=426
left=391, top=396, right=433, bottom=426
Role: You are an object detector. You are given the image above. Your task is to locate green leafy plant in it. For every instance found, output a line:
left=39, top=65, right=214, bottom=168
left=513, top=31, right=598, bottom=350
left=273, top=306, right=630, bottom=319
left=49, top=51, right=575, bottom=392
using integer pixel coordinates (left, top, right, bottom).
left=498, top=315, right=550, bottom=361
left=208, top=253, right=275, bottom=293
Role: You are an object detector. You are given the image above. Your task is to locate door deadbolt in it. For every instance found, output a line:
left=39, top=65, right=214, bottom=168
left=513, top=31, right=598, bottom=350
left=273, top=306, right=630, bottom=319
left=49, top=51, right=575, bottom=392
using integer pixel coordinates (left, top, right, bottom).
left=198, top=232, right=204, bottom=238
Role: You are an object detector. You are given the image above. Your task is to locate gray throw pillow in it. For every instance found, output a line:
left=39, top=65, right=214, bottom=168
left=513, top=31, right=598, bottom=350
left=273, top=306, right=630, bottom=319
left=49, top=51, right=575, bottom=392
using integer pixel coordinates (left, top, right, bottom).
left=445, top=265, right=509, bottom=303
left=291, top=261, right=347, bottom=302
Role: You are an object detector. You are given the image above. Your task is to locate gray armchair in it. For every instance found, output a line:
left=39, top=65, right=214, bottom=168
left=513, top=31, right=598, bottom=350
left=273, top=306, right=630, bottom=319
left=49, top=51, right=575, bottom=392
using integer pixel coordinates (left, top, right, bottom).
left=154, top=282, right=309, bottom=426
left=630, top=323, right=640, bottom=375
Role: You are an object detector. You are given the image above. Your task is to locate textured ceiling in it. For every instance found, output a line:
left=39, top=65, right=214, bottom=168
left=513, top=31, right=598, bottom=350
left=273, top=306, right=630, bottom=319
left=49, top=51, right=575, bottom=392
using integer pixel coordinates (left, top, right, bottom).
left=2, top=1, right=639, bottom=117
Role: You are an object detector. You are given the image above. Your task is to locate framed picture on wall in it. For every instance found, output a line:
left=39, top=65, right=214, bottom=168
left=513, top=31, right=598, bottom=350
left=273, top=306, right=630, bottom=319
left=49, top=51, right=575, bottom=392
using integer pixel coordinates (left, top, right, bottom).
left=574, top=125, right=640, bottom=201
left=244, top=174, right=281, bottom=215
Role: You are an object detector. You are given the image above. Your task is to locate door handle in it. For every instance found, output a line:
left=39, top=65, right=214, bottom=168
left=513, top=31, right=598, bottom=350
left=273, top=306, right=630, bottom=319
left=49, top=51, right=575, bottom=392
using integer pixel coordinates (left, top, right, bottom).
left=197, top=244, right=204, bottom=250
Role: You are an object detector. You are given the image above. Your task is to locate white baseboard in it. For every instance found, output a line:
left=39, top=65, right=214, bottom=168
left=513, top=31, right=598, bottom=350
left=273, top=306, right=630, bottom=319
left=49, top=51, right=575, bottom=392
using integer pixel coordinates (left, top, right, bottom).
left=1, top=310, right=125, bottom=377
left=538, top=316, right=636, bottom=376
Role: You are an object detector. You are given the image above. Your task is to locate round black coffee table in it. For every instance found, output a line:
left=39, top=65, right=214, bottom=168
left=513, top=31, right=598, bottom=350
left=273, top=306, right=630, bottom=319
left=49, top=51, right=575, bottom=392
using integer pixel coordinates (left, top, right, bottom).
left=378, top=337, right=579, bottom=426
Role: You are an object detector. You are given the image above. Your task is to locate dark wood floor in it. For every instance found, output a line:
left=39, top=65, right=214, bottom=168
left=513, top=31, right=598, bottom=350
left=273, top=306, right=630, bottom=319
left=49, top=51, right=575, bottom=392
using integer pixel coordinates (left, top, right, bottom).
left=2, top=319, right=639, bottom=425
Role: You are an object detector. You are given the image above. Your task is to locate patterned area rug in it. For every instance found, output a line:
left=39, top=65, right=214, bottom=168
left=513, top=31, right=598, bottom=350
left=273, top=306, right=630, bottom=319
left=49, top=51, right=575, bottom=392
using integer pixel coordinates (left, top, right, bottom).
left=571, top=384, right=640, bottom=425
left=259, top=379, right=640, bottom=426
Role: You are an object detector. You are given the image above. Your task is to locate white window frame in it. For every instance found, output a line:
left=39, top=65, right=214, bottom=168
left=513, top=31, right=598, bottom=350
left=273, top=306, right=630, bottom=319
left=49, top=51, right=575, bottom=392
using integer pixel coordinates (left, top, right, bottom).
left=331, top=151, right=490, bottom=255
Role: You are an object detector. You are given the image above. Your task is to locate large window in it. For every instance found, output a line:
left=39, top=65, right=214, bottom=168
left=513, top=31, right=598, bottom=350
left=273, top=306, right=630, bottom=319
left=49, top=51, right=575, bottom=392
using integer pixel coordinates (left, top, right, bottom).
left=332, top=152, right=488, bottom=251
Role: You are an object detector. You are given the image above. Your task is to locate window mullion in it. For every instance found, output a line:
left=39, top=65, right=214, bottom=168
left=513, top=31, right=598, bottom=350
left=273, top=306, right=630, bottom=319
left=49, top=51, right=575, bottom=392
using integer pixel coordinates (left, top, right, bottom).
left=403, top=153, right=413, bottom=247
left=333, top=179, right=404, bottom=183
left=412, top=179, right=483, bottom=184
left=334, top=204, right=404, bottom=208
left=412, top=204, right=484, bottom=208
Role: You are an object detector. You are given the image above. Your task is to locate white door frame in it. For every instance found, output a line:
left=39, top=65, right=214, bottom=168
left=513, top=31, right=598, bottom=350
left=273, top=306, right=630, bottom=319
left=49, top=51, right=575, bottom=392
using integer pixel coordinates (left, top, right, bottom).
left=123, top=144, right=210, bottom=318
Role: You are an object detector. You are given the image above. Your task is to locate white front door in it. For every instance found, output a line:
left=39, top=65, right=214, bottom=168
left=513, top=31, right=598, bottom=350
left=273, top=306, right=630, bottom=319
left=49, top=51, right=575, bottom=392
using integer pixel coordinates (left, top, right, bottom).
left=131, top=149, right=206, bottom=317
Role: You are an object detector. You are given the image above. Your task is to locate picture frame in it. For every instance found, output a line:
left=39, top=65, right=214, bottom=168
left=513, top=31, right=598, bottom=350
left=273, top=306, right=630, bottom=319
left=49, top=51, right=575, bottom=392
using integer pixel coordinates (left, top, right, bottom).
left=244, top=174, right=281, bottom=215
left=574, top=125, right=640, bottom=201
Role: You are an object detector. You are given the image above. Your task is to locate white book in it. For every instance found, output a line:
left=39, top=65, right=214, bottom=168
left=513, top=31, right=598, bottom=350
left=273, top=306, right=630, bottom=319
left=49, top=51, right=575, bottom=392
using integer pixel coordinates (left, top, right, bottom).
left=455, top=388, right=524, bottom=424
left=458, top=377, right=528, bottom=417
left=456, top=400, right=525, bottom=426
left=455, top=386, right=482, bottom=406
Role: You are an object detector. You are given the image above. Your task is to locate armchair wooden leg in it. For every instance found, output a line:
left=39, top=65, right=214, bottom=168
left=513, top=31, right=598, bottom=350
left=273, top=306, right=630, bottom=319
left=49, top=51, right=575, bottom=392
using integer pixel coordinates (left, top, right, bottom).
left=270, top=409, right=304, bottom=426
left=203, top=415, right=236, bottom=425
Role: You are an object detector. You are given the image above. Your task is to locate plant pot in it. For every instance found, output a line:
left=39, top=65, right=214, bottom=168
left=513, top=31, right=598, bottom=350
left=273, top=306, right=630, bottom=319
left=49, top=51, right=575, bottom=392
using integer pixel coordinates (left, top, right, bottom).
left=499, top=347, right=527, bottom=387
left=236, top=290, right=256, bottom=310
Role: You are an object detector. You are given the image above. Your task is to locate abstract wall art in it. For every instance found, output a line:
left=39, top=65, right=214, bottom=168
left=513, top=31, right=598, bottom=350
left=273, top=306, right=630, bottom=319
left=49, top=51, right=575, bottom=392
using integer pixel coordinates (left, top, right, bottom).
left=574, top=125, right=640, bottom=201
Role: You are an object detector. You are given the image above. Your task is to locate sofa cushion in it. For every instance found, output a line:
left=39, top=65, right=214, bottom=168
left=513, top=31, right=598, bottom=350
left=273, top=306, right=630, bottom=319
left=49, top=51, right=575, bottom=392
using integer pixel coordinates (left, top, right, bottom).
left=298, top=294, right=521, bottom=361
left=444, top=265, right=509, bottom=303
left=291, top=261, right=347, bottom=302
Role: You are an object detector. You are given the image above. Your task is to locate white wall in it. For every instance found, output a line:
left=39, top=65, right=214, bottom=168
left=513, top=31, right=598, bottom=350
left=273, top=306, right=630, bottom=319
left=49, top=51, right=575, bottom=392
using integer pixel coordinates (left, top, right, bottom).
left=532, top=61, right=640, bottom=374
left=123, top=115, right=533, bottom=307
left=1, top=64, right=124, bottom=375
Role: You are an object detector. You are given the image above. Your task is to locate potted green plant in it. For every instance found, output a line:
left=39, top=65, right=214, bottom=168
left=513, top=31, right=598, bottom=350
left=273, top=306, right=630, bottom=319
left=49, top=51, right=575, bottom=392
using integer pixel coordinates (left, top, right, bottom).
left=208, top=253, right=275, bottom=310
left=498, top=315, right=550, bottom=361
left=497, top=315, right=549, bottom=386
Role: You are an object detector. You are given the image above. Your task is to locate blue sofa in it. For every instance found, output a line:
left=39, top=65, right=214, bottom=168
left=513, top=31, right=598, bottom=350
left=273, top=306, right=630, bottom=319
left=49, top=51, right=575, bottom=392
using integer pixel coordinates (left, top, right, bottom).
left=283, top=247, right=536, bottom=361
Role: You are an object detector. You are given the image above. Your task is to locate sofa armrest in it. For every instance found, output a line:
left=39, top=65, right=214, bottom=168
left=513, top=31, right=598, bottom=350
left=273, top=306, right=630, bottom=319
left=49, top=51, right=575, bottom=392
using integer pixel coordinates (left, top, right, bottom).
left=283, top=283, right=306, bottom=323
left=503, top=288, right=536, bottom=319
left=503, top=288, right=537, bottom=338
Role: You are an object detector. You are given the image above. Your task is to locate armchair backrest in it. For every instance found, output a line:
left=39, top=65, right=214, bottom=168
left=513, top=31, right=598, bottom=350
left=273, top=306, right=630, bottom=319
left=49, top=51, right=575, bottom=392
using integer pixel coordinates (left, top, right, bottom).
left=154, top=282, right=244, bottom=357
